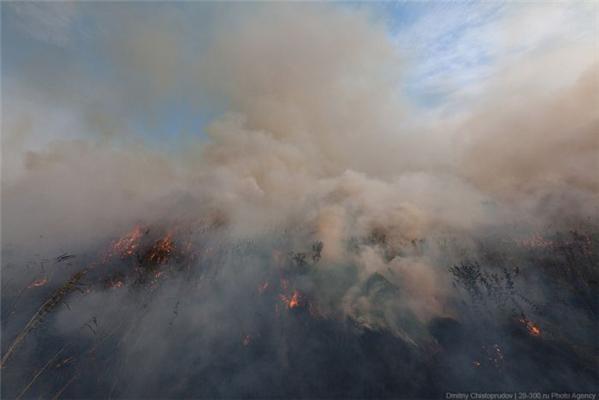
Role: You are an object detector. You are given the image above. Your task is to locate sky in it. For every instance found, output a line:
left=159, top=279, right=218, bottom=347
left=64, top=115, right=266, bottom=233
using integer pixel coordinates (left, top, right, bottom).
left=2, top=1, right=597, bottom=177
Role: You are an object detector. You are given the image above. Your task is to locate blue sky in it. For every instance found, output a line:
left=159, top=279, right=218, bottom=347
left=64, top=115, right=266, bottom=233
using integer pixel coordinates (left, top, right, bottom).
left=2, top=1, right=597, bottom=156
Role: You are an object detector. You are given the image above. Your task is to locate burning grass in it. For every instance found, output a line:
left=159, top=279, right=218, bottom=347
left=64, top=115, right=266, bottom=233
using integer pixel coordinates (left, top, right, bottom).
left=1, top=225, right=598, bottom=397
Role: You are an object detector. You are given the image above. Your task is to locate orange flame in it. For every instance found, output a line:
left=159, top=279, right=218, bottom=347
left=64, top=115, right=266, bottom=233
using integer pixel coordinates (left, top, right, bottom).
left=289, top=291, right=300, bottom=308
left=147, top=234, right=174, bottom=264
left=279, top=290, right=302, bottom=309
left=111, top=225, right=144, bottom=258
left=519, top=318, right=541, bottom=336
left=528, top=324, right=541, bottom=336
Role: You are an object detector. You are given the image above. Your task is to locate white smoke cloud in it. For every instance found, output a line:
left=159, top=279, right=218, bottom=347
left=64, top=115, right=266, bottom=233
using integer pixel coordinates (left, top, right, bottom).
left=2, top=3, right=597, bottom=327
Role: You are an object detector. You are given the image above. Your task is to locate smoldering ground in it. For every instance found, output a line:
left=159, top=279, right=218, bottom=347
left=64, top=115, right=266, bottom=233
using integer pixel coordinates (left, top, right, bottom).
left=2, top=3, right=598, bottom=399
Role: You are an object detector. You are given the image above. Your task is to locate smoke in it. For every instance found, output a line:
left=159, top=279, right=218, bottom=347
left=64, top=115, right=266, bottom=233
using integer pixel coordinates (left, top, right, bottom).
left=2, top=3, right=598, bottom=397
left=457, top=61, right=599, bottom=220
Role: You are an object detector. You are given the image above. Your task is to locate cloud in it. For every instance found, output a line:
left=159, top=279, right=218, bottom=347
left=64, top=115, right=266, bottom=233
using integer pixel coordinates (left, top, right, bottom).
left=396, top=2, right=598, bottom=109
left=7, top=2, right=81, bottom=46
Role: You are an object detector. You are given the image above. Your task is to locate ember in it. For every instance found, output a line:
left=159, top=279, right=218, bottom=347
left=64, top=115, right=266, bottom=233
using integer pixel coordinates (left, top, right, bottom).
left=288, top=291, right=300, bottom=309
left=279, top=290, right=302, bottom=309
left=111, top=225, right=145, bottom=258
left=519, top=318, right=541, bottom=336
left=145, top=234, right=174, bottom=264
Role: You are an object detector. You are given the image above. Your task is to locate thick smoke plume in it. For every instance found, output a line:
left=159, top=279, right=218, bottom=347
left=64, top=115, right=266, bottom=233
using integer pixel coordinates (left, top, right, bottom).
left=2, top=4, right=598, bottom=398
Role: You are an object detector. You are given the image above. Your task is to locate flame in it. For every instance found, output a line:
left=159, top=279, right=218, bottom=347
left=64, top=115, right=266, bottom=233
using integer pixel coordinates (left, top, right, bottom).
left=279, top=290, right=302, bottom=309
left=528, top=324, right=541, bottom=336
left=28, top=278, right=48, bottom=288
left=146, top=233, right=175, bottom=264
left=289, top=291, right=300, bottom=308
left=111, top=225, right=144, bottom=258
left=519, top=318, right=541, bottom=336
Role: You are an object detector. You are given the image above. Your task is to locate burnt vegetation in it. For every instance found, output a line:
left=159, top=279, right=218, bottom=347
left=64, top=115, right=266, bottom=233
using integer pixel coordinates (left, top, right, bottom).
left=1, top=227, right=598, bottom=398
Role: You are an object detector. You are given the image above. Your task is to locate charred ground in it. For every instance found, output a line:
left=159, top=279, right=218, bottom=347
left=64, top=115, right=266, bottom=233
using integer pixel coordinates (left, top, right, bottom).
left=1, top=222, right=598, bottom=399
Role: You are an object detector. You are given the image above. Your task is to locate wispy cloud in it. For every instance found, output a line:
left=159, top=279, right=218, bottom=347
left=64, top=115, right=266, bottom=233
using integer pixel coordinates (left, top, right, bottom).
left=7, top=2, right=81, bottom=47
left=394, top=2, right=597, bottom=109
